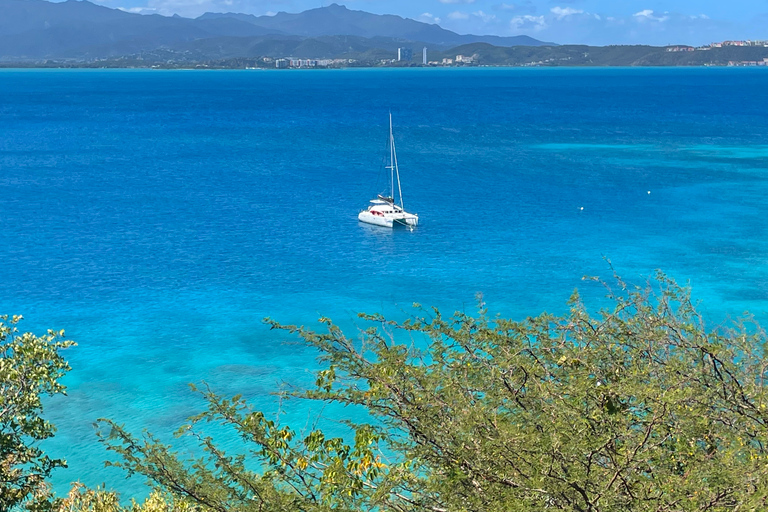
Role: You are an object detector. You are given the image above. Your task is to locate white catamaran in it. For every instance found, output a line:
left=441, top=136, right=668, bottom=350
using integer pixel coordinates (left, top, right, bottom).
left=358, top=114, right=419, bottom=228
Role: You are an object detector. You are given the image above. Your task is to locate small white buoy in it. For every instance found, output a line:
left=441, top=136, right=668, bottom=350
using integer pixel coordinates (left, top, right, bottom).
left=647, top=190, right=651, bottom=195
left=579, top=206, right=584, bottom=211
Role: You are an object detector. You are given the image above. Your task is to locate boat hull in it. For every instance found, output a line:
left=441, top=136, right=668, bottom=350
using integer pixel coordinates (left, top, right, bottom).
left=358, top=211, right=418, bottom=228
left=395, top=216, right=418, bottom=227
left=358, top=211, right=394, bottom=227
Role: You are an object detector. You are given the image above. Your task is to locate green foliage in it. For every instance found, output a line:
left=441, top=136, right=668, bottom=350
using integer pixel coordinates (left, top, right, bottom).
left=0, top=315, right=75, bottom=511
left=51, top=482, right=193, bottom=512
left=431, top=43, right=768, bottom=67
left=99, top=382, right=393, bottom=512
left=100, top=275, right=768, bottom=511
left=54, top=483, right=122, bottom=512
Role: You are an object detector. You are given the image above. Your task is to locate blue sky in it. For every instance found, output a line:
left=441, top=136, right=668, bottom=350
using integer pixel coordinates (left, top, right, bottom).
left=109, top=0, right=768, bottom=46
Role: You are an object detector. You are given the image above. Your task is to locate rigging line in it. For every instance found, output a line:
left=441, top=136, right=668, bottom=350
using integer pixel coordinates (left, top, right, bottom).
left=389, top=112, right=395, bottom=202
left=393, top=129, right=404, bottom=210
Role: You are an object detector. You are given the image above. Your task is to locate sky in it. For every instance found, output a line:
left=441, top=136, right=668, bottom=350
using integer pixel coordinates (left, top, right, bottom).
left=106, top=0, right=768, bottom=46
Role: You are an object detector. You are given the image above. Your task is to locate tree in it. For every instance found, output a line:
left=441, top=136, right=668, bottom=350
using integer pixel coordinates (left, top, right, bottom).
left=51, top=483, right=194, bottom=512
left=1, top=315, right=75, bottom=510
left=99, top=274, right=768, bottom=511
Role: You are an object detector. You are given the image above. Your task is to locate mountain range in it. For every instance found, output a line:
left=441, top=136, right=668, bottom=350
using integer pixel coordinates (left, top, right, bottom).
left=0, top=0, right=553, bottom=61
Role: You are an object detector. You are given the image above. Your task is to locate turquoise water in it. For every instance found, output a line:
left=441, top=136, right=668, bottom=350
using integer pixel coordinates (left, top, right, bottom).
left=1, top=67, right=768, bottom=495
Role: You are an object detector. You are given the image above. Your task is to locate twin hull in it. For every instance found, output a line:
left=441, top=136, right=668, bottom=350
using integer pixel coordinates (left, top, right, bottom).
left=358, top=211, right=418, bottom=228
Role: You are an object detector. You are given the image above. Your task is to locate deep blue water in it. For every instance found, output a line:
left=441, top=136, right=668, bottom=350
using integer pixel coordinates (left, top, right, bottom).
left=2, top=67, right=768, bottom=496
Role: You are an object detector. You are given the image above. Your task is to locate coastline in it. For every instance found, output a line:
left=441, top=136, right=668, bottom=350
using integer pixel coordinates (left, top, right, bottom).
left=2, top=63, right=767, bottom=70
left=3, top=42, right=768, bottom=70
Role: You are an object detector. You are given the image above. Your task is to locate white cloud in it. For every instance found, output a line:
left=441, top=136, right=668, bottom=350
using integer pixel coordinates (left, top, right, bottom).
left=516, top=7, right=722, bottom=46
left=497, top=3, right=516, bottom=10
left=448, top=10, right=470, bottom=20
left=418, top=12, right=442, bottom=24
left=118, top=6, right=156, bottom=14
left=439, top=0, right=475, bottom=4
left=633, top=9, right=669, bottom=22
left=510, top=14, right=546, bottom=30
left=472, top=10, right=496, bottom=23
left=140, top=0, right=290, bottom=18
left=550, top=7, right=584, bottom=21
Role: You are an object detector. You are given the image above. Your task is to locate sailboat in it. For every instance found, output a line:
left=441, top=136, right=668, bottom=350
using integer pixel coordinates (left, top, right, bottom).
left=358, top=114, right=419, bottom=228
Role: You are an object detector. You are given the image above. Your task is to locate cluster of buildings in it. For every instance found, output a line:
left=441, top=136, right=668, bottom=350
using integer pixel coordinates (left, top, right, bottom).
left=396, top=48, right=477, bottom=66
left=667, top=40, right=768, bottom=52
left=712, top=40, right=768, bottom=47
left=273, top=58, right=356, bottom=68
left=381, top=48, right=479, bottom=66
left=426, top=54, right=477, bottom=66
left=265, top=47, right=480, bottom=69
left=412, top=48, right=477, bottom=66
left=664, top=40, right=768, bottom=66
left=664, top=40, right=768, bottom=67
left=727, top=58, right=768, bottom=67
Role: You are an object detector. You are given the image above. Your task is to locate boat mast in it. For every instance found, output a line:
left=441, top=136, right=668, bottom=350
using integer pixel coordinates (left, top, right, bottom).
left=390, top=114, right=405, bottom=210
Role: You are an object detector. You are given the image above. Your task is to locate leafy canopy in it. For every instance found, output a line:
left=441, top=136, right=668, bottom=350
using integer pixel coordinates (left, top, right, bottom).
left=1, top=315, right=75, bottom=511
left=99, top=275, right=768, bottom=511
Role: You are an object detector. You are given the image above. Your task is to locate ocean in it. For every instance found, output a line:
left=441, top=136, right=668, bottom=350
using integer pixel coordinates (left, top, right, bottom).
left=1, top=67, right=767, bottom=496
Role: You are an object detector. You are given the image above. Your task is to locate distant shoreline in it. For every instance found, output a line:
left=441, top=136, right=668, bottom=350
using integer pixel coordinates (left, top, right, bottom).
left=3, top=43, right=767, bottom=70
left=2, top=63, right=767, bottom=70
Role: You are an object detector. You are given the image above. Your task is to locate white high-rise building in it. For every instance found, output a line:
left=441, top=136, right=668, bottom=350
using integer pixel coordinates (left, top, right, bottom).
left=397, top=48, right=413, bottom=61
left=423, top=47, right=427, bottom=65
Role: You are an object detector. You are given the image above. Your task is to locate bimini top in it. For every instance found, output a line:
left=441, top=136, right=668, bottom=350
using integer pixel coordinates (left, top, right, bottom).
left=370, top=199, right=390, bottom=205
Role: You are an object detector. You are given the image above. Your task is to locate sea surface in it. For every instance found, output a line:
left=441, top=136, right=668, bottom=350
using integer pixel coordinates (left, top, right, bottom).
left=1, top=67, right=768, bottom=497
